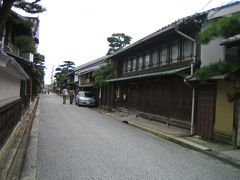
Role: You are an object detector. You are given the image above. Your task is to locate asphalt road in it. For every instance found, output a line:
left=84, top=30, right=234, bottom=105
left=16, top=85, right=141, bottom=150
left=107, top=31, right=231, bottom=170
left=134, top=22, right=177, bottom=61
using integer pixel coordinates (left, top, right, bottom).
left=34, top=93, right=240, bottom=180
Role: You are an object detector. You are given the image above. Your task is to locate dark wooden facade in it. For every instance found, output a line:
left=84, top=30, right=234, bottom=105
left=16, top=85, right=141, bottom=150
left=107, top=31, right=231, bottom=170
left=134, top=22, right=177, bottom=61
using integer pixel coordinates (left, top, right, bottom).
left=101, top=75, right=192, bottom=129
left=0, top=99, right=21, bottom=149
left=195, top=84, right=216, bottom=139
left=0, top=12, right=40, bottom=150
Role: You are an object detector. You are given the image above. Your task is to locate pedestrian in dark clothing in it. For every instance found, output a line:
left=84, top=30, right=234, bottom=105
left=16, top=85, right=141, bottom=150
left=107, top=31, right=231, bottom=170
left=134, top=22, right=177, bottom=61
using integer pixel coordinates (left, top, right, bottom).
left=69, top=89, right=74, bottom=105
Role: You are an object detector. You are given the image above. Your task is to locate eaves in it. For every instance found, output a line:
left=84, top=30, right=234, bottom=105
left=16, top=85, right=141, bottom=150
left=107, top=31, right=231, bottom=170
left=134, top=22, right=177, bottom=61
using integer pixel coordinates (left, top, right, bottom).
left=106, top=66, right=190, bottom=83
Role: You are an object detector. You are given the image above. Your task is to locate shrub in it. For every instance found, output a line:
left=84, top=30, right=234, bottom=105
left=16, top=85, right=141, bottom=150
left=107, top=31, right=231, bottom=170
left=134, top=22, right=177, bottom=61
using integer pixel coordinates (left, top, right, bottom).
left=198, top=13, right=240, bottom=44
left=15, top=35, right=36, bottom=53
left=194, top=61, right=235, bottom=80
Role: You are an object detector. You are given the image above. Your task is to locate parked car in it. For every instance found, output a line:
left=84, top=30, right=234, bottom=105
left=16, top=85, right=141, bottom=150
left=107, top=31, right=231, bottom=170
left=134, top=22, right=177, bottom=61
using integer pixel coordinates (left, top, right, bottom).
left=75, top=91, right=96, bottom=107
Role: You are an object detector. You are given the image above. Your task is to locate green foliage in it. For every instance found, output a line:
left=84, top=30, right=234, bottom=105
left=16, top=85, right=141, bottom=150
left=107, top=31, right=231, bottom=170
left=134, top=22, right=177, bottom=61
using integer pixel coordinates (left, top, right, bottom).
left=194, top=61, right=235, bottom=80
left=198, top=13, right=240, bottom=44
left=107, top=33, right=132, bottom=55
left=228, top=83, right=240, bottom=102
left=0, top=0, right=45, bottom=41
left=13, top=18, right=34, bottom=29
left=15, top=35, right=35, bottom=53
left=92, top=59, right=113, bottom=87
left=92, top=33, right=131, bottom=86
left=59, top=61, right=75, bottom=72
left=14, top=0, right=46, bottom=14
left=54, top=61, right=75, bottom=87
left=33, top=52, right=46, bottom=84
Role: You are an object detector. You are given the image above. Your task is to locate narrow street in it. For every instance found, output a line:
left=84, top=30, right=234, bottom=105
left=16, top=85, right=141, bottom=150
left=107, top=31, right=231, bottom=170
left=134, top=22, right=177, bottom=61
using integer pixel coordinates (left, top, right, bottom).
left=27, top=94, right=240, bottom=179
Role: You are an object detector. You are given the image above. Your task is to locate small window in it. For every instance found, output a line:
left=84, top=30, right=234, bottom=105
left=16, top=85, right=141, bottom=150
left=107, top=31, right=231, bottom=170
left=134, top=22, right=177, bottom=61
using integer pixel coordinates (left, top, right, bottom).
left=226, top=46, right=240, bottom=66
left=123, top=61, right=126, bottom=73
left=84, top=92, right=93, bottom=97
left=145, top=53, right=150, bottom=68
left=79, top=92, right=84, bottom=97
left=161, top=44, right=168, bottom=65
left=127, top=59, right=131, bottom=72
left=138, top=56, right=143, bottom=70
left=171, top=42, right=179, bottom=62
left=132, top=57, right=137, bottom=71
left=183, top=40, right=193, bottom=60
left=152, top=48, right=158, bottom=67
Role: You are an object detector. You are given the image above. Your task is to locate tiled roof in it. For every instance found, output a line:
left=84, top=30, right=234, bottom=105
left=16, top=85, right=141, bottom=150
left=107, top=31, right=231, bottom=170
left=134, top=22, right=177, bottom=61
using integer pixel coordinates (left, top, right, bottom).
left=221, top=34, right=240, bottom=45
left=189, top=68, right=240, bottom=81
left=74, top=55, right=109, bottom=72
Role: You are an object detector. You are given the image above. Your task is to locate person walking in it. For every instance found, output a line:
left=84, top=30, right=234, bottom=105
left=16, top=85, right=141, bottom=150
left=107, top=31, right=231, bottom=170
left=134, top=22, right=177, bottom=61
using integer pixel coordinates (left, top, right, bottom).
left=62, top=88, right=68, bottom=104
left=69, top=89, right=74, bottom=105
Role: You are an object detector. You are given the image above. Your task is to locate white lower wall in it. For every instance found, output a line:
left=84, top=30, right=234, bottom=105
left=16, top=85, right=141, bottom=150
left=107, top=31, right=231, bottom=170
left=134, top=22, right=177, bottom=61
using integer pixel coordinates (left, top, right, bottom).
left=0, top=69, right=21, bottom=107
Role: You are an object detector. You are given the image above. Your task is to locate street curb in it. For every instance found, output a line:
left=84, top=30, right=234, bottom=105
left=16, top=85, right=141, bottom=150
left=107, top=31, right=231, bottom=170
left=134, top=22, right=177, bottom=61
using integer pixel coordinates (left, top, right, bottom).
left=92, top=108, right=210, bottom=151
left=127, top=120, right=240, bottom=169
left=20, top=103, right=40, bottom=180
left=127, top=121, right=210, bottom=151
left=201, top=151, right=240, bottom=169
left=92, top=108, right=240, bottom=169
left=0, top=97, right=39, bottom=180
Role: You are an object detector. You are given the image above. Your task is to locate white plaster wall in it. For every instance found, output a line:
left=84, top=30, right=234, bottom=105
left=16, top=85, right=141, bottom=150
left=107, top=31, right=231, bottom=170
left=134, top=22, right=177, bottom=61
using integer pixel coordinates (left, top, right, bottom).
left=0, top=69, right=21, bottom=106
left=208, top=4, right=240, bottom=20
left=201, top=37, right=225, bottom=67
left=200, top=3, right=240, bottom=67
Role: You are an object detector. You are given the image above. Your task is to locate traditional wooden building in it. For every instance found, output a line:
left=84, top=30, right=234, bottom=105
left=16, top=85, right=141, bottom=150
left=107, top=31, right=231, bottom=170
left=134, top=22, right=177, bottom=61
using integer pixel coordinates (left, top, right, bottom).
left=190, top=2, right=240, bottom=146
left=74, top=56, right=108, bottom=105
left=0, top=11, right=40, bottom=148
left=100, top=2, right=240, bottom=138
left=100, top=13, right=205, bottom=129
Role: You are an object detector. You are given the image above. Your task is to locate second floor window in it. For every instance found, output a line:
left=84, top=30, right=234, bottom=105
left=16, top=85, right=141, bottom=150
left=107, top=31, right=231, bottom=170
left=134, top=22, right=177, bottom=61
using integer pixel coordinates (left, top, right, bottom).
left=145, top=53, right=150, bottom=68
left=132, top=57, right=137, bottom=71
left=161, top=44, right=168, bottom=65
left=121, top=39, right=194, bottom=74
left=127, top=59, right=131, bottom=72
left=171, top=42, right=179, bottom=62
left=123, top=60, right=127, bottom=72
left=152, top=48, right=158, bottom=67
left=183, top=40, right=193, bottom=60
left=138, top=56, right=143, bottom=70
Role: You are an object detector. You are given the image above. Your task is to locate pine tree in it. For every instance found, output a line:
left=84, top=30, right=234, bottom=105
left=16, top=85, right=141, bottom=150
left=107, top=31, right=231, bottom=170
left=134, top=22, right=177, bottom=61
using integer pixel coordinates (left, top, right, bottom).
left=54, top=61, right=75, bottom=87
left=33, top=52, right=46, bottom=84
left=106, top=33, right=132, bottom=55
left=0, top=0, right=45, bottom=42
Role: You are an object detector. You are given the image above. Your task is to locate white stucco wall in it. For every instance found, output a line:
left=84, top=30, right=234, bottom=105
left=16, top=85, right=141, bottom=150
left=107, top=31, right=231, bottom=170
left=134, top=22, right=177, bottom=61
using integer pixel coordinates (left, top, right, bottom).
left=208, top=4, right=240, bottom=20
left=0, top=69, right=21, bottom=106
left=201, top=37, right=225, bottom=67
left=200, top=3, right=240, bottom=67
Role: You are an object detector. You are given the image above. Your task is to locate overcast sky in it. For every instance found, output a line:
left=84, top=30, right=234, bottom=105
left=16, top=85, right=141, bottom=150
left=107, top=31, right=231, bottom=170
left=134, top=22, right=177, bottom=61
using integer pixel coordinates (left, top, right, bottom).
left=32, top=0, right=236, bottom=84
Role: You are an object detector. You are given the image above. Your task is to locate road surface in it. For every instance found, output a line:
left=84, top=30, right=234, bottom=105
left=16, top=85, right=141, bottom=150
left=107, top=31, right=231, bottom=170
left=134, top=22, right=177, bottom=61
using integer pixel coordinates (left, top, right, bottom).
left=25, top=93, right=240, bottom=179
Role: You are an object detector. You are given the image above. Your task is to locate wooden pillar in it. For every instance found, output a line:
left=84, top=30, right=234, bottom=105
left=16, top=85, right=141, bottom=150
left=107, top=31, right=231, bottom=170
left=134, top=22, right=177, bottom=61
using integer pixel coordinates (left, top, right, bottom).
left=107, top=83, right=109, bottom=108
left=233, top=98, right=240, bottom=148
left=167, top=79, right=171, bottom=126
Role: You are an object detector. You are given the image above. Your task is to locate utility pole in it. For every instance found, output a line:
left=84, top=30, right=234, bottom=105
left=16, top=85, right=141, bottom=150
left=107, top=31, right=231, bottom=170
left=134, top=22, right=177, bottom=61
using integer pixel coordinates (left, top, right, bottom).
left=50, top=65, right=54, bottom=90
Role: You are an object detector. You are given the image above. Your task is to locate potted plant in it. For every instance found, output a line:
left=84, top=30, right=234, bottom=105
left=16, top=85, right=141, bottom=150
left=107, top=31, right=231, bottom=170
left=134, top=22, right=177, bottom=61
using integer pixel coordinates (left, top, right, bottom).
left=228, top=84, right=240, bottom=102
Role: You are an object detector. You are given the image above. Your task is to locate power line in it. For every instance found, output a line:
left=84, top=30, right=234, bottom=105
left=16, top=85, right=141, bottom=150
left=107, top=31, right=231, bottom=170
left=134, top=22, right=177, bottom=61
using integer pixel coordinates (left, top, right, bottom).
left=201, top=0, right=213, bottom=11
left=208, top=0, right=236, bottom=19
left=50, top=65, right=54, bottom=85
